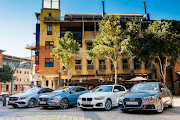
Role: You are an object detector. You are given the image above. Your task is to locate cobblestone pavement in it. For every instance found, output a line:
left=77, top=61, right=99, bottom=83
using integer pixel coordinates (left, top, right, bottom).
left=0, top=96, right=180, bottom=120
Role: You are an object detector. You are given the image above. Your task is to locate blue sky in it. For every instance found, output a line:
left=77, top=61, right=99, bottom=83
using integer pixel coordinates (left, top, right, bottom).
left=0, top=0, right=179, bottom=58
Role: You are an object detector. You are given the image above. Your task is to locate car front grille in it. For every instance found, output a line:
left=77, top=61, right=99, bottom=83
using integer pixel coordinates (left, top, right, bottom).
left=82, top=104, right=94, bottom=107
left=39, top=98, right=49, bottom=101
left=123, top=98, right=142, bottom=107
left=82, top=98, right=92, bottom=101
left=9, top=97, right=19, bottom=101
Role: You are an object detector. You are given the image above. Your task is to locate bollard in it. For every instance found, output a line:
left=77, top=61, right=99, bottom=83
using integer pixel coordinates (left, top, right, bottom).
left=3, top=94, right=6, bottom=106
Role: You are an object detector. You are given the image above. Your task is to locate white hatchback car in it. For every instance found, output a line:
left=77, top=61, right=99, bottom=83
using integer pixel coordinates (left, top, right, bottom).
left=77, top=85, right=127, bottom=110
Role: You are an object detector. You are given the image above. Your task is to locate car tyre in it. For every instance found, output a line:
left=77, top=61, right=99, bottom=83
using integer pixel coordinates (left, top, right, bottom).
left=121, top=109, right=128, bottom=113
left=60, top=98, right=69, bottom=109
left=156, top=98, right=164, bottom=113
left=42, top=106, right=49, bottom=109
left=104, top=99, right=112, bottom=111
left=28, top=98, right=36, bottom=108
left=12, top=105, right=18, bottom=108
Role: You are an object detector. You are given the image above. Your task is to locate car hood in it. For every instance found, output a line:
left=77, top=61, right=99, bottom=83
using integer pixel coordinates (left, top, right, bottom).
left=121, top=91, right=158, bottom=98
left=39, top=92, right=67, bottom=98
left=10, top=93, right=32, bottom=98
left=80, top=92, right=111, bottom=98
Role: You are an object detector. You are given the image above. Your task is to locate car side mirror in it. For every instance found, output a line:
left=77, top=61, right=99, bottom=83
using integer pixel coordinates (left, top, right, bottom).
left=161, top=88, right=166, bottom=92
left=114, top=89, right=119, bottom=92
left=69, top=91, right=75, bottom=94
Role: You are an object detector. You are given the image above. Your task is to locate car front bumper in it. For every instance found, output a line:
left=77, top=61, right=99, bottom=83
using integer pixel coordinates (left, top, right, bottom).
left=8, top=99, right=28, bottom=107
left=38, top=99, right=60, bottom=107
left=118, top=99, right=157, bottom=111
left=77, top=99, right=106, bottom=109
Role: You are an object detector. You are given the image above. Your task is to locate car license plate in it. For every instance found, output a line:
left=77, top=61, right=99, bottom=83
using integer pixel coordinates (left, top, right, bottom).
left=126, top=101, right=138, bottom=105
left=9, top=101, right=15, bottom=104
left=82, top=101, right=91, bottom=104
left=40, top=101, right=46, bottom=104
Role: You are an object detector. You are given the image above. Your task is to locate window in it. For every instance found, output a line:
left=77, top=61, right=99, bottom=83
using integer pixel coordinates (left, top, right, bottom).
left=24, top=71, right=26, bottom=74
left=20, top=78, right=21, bottom=81
left=178, top=83, right=180, bottom=88
left=87, top=60, right=94, bottom=70
left=17, top=70, right=18, bottom=73
left=47, top=25, right=52, bottom=35
left=17, top=78, right=18, bottom=81
left=123, top=60, right=129, bottom=69
left=49, top=13, right=51, bottom=17
left=27, top=71, right=29, bottom=74
left=114, top=86, right=125, bottom=92
left=134, top=59, right=141, bottom=69
left=99, top=60, right=106, bottom=70
left=86, top=43, right=93, bottom=50
left=45, top=58, right=54, bottom=67
left=20, top=71, right=21, bottom=74
left=46, top=80, right=49, bottom=86
left=75, top=60, right=82, bottom=70
left=45, top=41, right=54, bottom=49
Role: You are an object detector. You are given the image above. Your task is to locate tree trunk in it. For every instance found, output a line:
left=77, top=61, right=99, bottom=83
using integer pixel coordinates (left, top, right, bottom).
left=67, top=68, right=70, bottom=86
left=114, top=61, right=118, bottom=85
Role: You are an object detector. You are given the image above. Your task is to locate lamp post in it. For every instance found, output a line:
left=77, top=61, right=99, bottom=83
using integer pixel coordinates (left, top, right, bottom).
left=10, top=61, right=27, bottom=95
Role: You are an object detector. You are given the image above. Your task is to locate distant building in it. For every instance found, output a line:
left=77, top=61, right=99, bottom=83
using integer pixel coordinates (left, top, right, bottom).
left=0, top=50, right=31, bottom=94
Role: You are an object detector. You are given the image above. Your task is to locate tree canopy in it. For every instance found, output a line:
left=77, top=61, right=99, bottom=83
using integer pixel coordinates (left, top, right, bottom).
left=0, top=65, right=13, bottom=83
left=85, top=15, right=129, bottom=84
left=51, top=31, right=80, bottom=85
left=127, top=20, right=180, bottom=83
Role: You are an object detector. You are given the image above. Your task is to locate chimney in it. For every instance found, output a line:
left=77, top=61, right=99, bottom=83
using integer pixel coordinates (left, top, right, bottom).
left=143, top=2, right=147, bottom=14
left=102, top=1, right=105, bottom=16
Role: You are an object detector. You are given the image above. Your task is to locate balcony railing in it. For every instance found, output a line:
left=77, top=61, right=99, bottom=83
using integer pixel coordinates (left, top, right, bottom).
left=123, top=63, right=130, bottom=70
left=134, top=63, right=142, bottom=69
left=44, top=15, right=103, bottom=22
left=75, top=64, right=82, bottom=70
left=87, top=64, right=94, bottom=70
left=99, top=64, right=106, bottom=70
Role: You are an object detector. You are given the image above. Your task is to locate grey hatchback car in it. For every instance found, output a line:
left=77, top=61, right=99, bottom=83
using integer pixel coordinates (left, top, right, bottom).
left=118, top=82, right=173, bottom=113
left=8, top=87, right=54, bottom=108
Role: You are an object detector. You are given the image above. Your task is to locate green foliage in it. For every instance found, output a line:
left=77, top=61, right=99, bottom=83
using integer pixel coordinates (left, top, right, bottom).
left=85, top=15, right=129, bottom=84
left=0, top=65, right=13, bottom=83
left=51, top=31, right=80, bottom=70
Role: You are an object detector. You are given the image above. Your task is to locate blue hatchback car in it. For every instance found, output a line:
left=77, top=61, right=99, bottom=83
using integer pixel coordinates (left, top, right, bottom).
left=38, top=86, right=89, bottom=109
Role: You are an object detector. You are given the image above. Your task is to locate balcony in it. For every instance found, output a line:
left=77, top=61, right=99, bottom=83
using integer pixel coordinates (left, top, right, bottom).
left=134, top=63, right=142, bottom=69
left=44, top=15, right=103, bottom=22
left=99, top=64, right=106, bottom=70
left=123, top=63, right=130, bottom=70
left=75, top=64, right=82, bottom=70
left=25, top=43, right=36, bottom=50
left=87, top=64, right=94, bottom=70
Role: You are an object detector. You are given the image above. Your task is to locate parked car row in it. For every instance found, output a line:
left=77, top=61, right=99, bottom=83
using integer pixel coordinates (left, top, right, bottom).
left=7, top=82, right=173, bottom=113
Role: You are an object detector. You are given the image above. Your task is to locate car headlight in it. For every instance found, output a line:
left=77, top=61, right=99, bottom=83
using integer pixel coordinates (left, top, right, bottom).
left=118, top=97, right=124, bottom=102
left=94, top=96, right=105, bottom=100
left=19, top=96, right=28, bottom=100
left=143, top=96, right=155, bottom=101
left=78, top=97, right=82, bottom=100
left=50, top=96, right=61, bottom=100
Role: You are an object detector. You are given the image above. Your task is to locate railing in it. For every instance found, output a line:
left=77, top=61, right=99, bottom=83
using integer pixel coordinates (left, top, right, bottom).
left=87, top=64, right=94, bottom=70
left=44, top=15, right=103, bottom=22
left=123, top=63, right=130, bottom=70
left=75, top=64, right=82, bottom=70
left=99, top=64, right=106, bottom=70
left=86, top=46, right=93, bottom=50
left=134, top=63, right=142, bottom=69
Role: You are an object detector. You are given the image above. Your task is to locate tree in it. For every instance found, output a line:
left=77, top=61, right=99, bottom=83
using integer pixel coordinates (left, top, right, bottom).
left=51, top=31, right=80, bottom=86
left=0, top=65, right=13, bottom=83
left=127, top=20, right=180, bottom=84
left=85, top=15, right=128, bottom=85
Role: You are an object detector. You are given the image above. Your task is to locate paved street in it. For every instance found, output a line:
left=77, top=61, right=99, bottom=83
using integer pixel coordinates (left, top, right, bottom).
left=0, top=96, right=180, bottom=120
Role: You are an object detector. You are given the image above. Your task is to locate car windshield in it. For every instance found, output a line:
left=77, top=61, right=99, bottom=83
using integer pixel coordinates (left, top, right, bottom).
left=53, top=87, right=71, bottom=93
left=23, top=88, right=41, bottom=94
left=92, top=86, right=113, bottom=92
left=130, top=83, right=158, bottom=91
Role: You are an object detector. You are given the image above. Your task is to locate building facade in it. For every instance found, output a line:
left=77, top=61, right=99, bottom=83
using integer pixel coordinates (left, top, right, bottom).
left=0, top=50, right=31, bottom=94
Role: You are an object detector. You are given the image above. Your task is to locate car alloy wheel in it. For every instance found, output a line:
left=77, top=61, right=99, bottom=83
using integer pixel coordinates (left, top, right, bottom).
left=105, top=99, right=112, bottom=111
left=156, top=99, right=164, bottom=113
left=60, top=98, right=69, bottom=109
left=28, top=98, right=36, bottom=108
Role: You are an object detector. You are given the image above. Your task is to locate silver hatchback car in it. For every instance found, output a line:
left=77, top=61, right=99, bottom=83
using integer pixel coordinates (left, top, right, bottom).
left=8, top=87, right=54, bottom=108
left=118, top=82, right=173, bottom=113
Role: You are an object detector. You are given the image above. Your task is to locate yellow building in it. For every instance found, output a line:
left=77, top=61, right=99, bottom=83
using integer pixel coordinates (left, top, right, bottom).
left=30, top=0, right=154, bottom=89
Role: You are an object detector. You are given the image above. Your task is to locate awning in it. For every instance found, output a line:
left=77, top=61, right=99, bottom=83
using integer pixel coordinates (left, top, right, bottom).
left=176, top=71, right=180, bottom=75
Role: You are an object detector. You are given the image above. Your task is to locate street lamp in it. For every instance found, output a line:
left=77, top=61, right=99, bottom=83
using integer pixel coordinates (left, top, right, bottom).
left=10, top=61, right=27, bottom=95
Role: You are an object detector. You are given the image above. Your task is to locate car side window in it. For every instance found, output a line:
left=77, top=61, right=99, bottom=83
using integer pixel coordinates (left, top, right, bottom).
left=46, top=88, right=54, bottom=92
left=39, top=88, right=46, bottom=93
left=159, top=84, right=165, bottom=91
left=71, top=88, right=78, bottom=92
left=114, top=86, right=125, bottom=92
left=79, top=87, right=87, bottom=92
